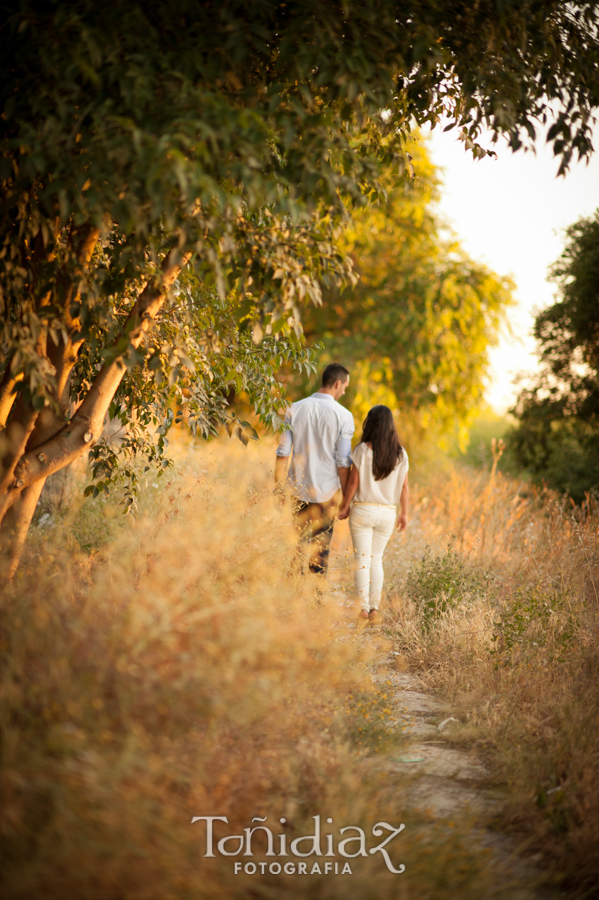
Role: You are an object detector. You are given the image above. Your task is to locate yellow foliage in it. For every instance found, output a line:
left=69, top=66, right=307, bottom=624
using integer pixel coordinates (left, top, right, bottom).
left=300, top=133, right=514, bottom=451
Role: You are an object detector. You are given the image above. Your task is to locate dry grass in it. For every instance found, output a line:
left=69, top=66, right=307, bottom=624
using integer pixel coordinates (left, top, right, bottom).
left=385, top=461, right=599, bottom=897
left=0, top=437, right=503, bottom=900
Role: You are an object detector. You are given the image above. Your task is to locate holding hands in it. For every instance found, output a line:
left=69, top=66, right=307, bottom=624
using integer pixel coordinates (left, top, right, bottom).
left=337, top=502, right=350, bottom=520
left=337, top=462, right=359, bottom=521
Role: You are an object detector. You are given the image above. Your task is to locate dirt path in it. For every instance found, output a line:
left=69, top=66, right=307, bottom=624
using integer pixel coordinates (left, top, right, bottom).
left=329, top=584, right=566, bottom=900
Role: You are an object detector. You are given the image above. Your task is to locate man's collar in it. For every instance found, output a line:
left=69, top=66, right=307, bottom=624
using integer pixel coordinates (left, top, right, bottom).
left=312, top=392, right=335, bottom=400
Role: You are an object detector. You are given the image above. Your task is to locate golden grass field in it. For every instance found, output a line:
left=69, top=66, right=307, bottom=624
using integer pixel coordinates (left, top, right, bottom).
left=1, top=434, right=598, bottom=898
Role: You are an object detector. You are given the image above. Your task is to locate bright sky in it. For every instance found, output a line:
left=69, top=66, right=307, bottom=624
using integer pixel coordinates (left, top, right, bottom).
left=424, top=123, right=599, bottom=413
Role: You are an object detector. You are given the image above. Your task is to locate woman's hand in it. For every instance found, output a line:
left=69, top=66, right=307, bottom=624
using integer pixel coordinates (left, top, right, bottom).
left=337, top=504, right=350, bottom=520
left=397, top=514, right=408, bottom=532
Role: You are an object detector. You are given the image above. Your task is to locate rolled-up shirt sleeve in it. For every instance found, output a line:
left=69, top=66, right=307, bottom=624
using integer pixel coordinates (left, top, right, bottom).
left=335, top=436, right=352, bottom=468
left=276, top=409, right=293, bottom=457
left=335, top=415, right=355, bottom=468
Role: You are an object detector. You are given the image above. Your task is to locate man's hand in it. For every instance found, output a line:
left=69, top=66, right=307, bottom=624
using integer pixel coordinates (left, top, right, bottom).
left=337, top=504, right=350, bottom=520
left=397, top=514, right=408, bottom=532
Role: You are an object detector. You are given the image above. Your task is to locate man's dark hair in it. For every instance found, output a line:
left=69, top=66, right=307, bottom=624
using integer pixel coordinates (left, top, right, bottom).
left=321, top=363, right=350, bottom=388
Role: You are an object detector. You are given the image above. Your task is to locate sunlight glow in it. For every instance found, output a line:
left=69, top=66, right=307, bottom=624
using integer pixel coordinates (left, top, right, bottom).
left=424, top=123, right=599, bottom=413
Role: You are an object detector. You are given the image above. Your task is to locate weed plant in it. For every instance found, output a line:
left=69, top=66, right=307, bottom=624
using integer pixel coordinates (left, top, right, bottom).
left=344, top=683, right=398, bottom=752
left=405, top=539, right=493, bottom=630
left=491, top=585, right=578, bottom=664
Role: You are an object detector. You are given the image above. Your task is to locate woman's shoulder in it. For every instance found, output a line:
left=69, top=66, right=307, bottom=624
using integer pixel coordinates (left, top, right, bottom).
left=351, top=441, right=371, bottom=461
left=393, top=447, right=409, bottom=470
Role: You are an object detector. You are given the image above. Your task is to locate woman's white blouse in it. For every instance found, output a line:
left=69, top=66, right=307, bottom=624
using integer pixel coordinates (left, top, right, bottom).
left=351, top=442, right=409, bottom=506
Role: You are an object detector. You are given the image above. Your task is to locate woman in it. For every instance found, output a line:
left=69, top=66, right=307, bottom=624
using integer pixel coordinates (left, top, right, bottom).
left=338, top=405, right=409, bottom=623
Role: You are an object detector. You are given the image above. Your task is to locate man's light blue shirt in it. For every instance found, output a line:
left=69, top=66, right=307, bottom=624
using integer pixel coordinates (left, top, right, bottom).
left=276, top=393, right=355, bottom=503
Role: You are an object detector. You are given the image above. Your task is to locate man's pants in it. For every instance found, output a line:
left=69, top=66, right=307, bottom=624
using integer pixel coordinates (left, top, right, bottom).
left=349, top=503, right=396, bottom=611
left=292, top=493, right=340, bottom=575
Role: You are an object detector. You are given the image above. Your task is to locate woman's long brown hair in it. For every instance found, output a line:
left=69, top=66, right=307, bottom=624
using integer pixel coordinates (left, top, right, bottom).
left=360, top=405, right=404, bottom=480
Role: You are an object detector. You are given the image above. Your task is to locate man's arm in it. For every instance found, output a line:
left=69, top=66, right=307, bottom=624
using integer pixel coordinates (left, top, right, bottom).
left=274, top=455, right=289, bottom=492
left=335, top=414, right=354, bottom=495
left=274, top=410, right=293, bottom=497
left=337, top=465, right=350, bottom=493
left=397, top=473, right=409, bottom=532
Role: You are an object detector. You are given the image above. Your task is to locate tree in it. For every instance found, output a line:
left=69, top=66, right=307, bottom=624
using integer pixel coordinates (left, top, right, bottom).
left=508, top=210, right=599, bottom=501
left=2, top=0, right=598, bottom=575
left=298, top=140, right=514, bottom=445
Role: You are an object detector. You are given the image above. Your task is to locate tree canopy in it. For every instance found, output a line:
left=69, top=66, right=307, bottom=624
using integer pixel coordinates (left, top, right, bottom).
left=1, top=0, right=599, bottom=574
left=298, top=139, right=514, bottom=446
left=508, top=210, right=599, bottom=501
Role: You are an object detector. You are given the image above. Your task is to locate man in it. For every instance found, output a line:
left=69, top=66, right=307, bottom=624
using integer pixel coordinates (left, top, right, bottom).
left=274, top=363, right=354, bottom=575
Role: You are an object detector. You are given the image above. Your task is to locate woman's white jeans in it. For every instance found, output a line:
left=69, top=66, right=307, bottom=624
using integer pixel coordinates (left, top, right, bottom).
left=349, top=504, right=396, bottom=612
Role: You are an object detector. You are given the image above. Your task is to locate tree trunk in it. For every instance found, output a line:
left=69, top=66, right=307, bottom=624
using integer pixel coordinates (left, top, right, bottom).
left=0, top=246, right=190, bottom=580
left=0, top=388, right=43, bottom=507
left=0, top=481, right=45, bottom=580
left=0, top=227, right=100, bottom=577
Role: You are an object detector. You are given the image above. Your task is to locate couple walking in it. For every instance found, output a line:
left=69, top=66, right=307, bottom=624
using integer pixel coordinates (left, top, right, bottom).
left=274, top=363, right=409, bottom=622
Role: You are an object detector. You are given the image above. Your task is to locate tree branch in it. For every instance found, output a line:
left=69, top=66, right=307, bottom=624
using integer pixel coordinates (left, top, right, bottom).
left=0, top=367, right=23, bottom=430
left=5, top=248, right=190, bottom=504
left=0, top=227, right=99, bottom=433
left=0, top=319, right=48, bottom=488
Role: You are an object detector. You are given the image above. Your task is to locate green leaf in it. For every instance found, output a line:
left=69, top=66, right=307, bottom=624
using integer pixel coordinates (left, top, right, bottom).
left=239, top=422, right=259, bottom=441
left=236, top=426, right=249, bottom=446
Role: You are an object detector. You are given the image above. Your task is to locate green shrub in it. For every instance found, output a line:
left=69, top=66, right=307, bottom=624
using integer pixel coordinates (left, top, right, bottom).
left=405, top=540, right=492, bottom=629
left=491, top=585, right=578, bottom=663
